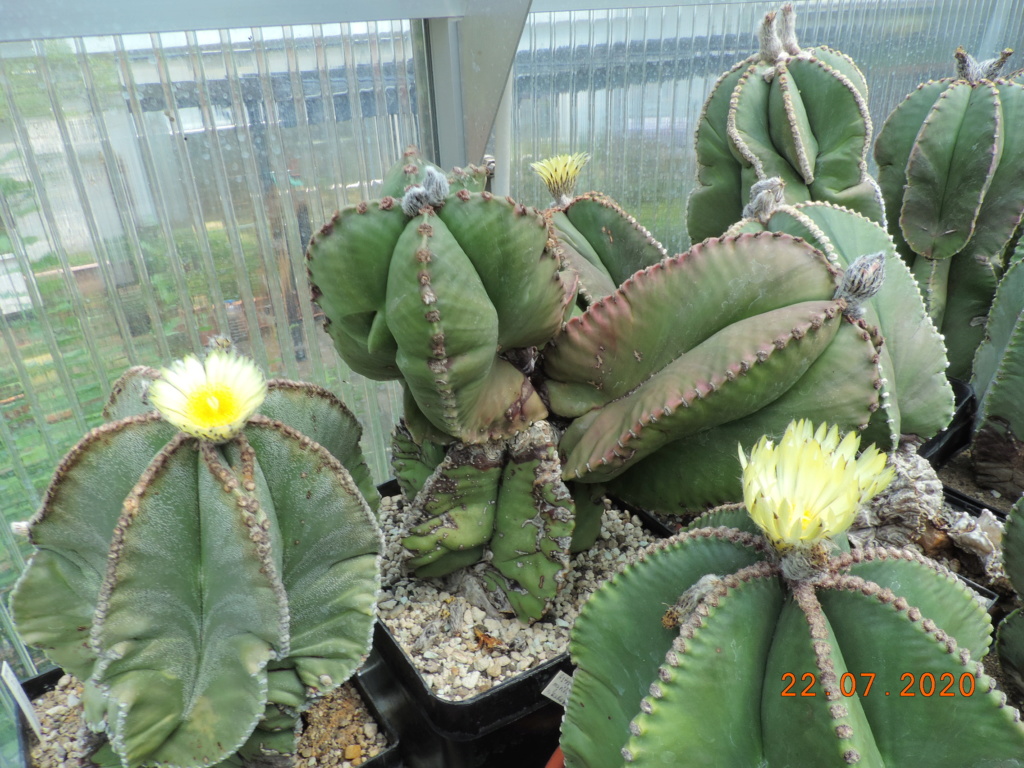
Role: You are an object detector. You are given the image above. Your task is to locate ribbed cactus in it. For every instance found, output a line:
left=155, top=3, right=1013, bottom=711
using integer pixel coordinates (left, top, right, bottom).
left=532, top=153, right=667, bottom=305
left=687, top=3, right=884, bottom=244
left=874, top=47, right=1024, bottom=379
left=971, top=247, right=1024, bottom=496
left=542, top=222, right=952, bottom=514
left=997, top=496, right=1024, bottom=700
left=308, top=149, right=579, bottom=619
left=10, top=351, right=381, bottom=768
left=562, top=420, right=1024, bottom=767
left=724, top=179, right=953, bottom=450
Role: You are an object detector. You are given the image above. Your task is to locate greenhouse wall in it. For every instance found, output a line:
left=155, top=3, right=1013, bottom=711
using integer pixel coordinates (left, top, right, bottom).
left=1, top=0, right=1022, bottom=758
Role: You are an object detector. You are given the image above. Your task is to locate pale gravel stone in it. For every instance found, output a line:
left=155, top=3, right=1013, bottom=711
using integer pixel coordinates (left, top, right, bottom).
left=377, top=495, right=655, bottom=701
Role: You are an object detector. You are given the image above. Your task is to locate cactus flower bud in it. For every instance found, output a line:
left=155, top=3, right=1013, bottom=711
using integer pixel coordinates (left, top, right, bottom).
left=739, top=419, right=893, bottom=553
left=148, top=349, right=267, bottom=442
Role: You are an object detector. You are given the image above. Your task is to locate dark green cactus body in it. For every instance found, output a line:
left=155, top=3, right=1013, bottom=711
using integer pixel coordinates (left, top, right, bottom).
left=725, top=199, right=953, bottom=449
left=563, top=512, right=1024, bottom=767
left=543, top=231, right=937, bottom=513
left=687, top=7, right=883, bottom=244
left=971, top=249, right=1024, bottom=495
left=10, top=372, right=381, bottom=768
left=997, top=496, right=1024, bottom=700
left=874, top=51, right=1024, bottom=379
left=393, top=420, right=574, bottom=621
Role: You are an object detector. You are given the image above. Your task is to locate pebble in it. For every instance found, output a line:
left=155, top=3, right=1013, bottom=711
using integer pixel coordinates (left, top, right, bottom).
left=376, top=496, right=655, bottom=702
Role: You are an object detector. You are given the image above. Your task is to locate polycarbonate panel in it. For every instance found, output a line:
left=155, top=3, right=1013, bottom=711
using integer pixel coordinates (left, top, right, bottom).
left=510, top=0, right=1024, bottom=254
left=0, top=21, right=426, bottom=678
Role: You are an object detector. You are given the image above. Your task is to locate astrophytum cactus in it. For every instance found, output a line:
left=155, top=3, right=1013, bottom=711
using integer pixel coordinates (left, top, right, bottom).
left=874, top=47, right=1024, bottom=379
left=307, top=146, right=575, bottom=444
left=724, top=177, right=953, bottom=450
left=562, top=420, right=1024, bottom=767
left=687, top=3, right=885, bottom=244
left=10, top=349, right=381, bottom=768
left=308, top=149, right=579, bottom=619
left=997, top=496, right=1024, bottom=701
left=542, top=220, right=951, bottom=515
left=532, top=153, right=667, bottom=305
left=971, top=248, right=1024, bottom=496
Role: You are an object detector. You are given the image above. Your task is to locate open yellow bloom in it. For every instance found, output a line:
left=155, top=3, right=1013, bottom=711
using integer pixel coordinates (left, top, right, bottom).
left=531, top=152, right=590, bottom=206
left=739, top=420, right=894, bottom=550
left=148, top=349, right=267, bottom=442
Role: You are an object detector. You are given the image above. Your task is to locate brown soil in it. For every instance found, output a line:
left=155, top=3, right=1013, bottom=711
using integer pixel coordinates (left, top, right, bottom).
left=26, top=675, right=388, bottom=768
left=937, top=448, right=1022, bottom=516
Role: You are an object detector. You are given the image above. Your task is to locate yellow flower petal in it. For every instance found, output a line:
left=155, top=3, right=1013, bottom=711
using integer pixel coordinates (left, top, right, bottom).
left=531, top=152, right=590, bottom=206
left=740, top=420, right=893, bottom=551
left=149, top=349, right=267, bottom=442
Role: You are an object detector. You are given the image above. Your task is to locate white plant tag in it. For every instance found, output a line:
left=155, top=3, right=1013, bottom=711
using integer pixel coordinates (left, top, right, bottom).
left=1, top=661, right=43, bottom=740
left=542, top=669, right=573, bottom=708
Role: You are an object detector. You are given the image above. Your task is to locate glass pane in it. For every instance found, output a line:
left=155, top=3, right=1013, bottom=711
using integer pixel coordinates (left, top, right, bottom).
left=511, top=1, right=1024, bottom=254
left=0, top=20, right=425, bottom=680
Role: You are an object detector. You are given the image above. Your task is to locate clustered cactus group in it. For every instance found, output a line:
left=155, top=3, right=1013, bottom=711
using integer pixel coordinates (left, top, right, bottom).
left=12, top=3, right=1024, bottom=766
left=11, top=351, right=381, bottom=767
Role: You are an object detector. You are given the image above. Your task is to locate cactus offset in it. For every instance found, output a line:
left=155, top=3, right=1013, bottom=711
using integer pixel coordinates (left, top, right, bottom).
left=562, top=421, right=1024, bottom=767
left=874, top=48, right=1024, bottom=378
left=687, top=4, right=884, bottom=244
left=10, top=351, right=381, bottom=768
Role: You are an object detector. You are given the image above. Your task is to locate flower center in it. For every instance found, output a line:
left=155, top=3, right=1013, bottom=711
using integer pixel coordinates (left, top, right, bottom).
left=187, top=384, right=240, bottom=428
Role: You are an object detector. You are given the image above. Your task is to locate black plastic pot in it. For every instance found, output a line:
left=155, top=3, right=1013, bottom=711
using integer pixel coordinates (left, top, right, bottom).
left=360, top=621, right=571, bottom=768
left=919, top=377, right=975, bottom=470
left=14, top=667, right=403, bottom=768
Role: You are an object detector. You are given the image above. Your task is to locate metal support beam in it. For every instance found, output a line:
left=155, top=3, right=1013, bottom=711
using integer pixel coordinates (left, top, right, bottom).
left=424, top=0, right=531, bottom=169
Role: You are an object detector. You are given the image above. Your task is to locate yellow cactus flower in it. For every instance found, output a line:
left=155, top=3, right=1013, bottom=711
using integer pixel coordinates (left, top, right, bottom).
left=148, top=349, right=267, bottom=442
left=531, top=152, right=590, bottom=206
left=738, top=420, right=894, bottom=551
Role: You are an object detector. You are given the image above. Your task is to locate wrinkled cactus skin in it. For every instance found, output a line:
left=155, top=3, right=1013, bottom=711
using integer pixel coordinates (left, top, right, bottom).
left=310, top=149, right=579, bottom=620
left=9, top=369, right=381, bottom=768
left=874, top=49, right=1024, bottom=379
left=687, top=5, right=884, bottom=244
left=562, top=507, right=1024, bottom=767
left=542, top=229, right=950, bottom=514
left=971, top=249, right=1024, bottom=496
left=392, top=419, right=574, bottom=621
left=997, top=496, right=1024, bottom=702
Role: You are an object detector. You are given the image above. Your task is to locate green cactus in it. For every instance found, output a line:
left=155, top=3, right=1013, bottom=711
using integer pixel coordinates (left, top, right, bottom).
left=971, top=248, right=1024, bottom=496
left=997, top=496, right=1024, bottom=701
left=724, top=180, right=953, bottom=450
left=542, top=224, right=952, bottom=515
left=874, top=47, right=1024, bottom=379
left=308, top=150, right=579, bottom=619
left=562, top=420, right=1024, bottom=767
left=10, top=352, right=381, bottom=768
left=532, top=153, right=667, bottom=305
left=687, top=4, right=884, bottom=245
